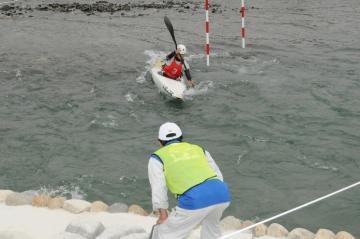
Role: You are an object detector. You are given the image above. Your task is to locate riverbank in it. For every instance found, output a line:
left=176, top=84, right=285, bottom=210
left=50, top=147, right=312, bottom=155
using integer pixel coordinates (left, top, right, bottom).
left=0, top=190, right=357, bottom=239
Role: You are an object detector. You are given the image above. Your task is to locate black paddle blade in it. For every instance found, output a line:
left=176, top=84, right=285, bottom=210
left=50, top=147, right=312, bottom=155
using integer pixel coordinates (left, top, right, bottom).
left=164, top=16, right=177, bottom=48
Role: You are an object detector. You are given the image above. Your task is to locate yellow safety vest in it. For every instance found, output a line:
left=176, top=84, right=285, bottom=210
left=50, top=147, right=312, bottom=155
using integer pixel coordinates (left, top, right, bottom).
left=154, top=142, right=217, bottom=195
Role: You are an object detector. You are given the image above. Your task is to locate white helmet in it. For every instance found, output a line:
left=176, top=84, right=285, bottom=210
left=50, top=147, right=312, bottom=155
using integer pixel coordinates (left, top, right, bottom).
left=177, top=44, right=187, bottom=55
left=158, top=122, right=182, bottom=141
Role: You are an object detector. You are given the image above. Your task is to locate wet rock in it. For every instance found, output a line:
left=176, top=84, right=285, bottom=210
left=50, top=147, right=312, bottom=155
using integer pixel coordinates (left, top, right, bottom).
left=1, top=5, right=13, bottom=11
left=63, top=199, right=91, bottom=214
left=4, top=1, right=207, bottom=16
left=35, top=5, right=48, bottom=11
left=241, top=220, right=255, bottom=228
left=288, top=228, right=315, bottom=239
left=315, top=229, right=335, bottom=239
left=65, top=218, right=105, bottom=239
left=97, top=225, right=145, bottom=239
left=220, top=216, right=242, bottom=232
left=267, top=223, right=289, bottom=237
left=48, top=197, right=65, bottom=209
left=90, top=201, right=108, bottom=212
left=32, top=195, right=51, bottom=207
left=335, top=231, right=356, bottom=239
left=79, top=4, right=92, bottom=12
left=5, top=192, right=33, bottom=206
left=0, top=190, right=14, bottom=202
left=107, top=202, right=129, bottom=213
left=128, top=204, right=148, bottom=216
left=183, top=3, right=191, bottom=9
left=255, top=224, right=268, bottom=237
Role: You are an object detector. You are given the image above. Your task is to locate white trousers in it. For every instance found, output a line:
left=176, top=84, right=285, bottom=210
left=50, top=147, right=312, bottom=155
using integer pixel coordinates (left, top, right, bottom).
left=152, top=202, right=230, bottom=239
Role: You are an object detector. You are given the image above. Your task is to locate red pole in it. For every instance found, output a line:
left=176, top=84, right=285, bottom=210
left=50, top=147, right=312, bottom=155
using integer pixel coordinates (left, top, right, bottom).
left=241, top=0, right=246, bottom=48
left=205, top=0, right=210, bottom=66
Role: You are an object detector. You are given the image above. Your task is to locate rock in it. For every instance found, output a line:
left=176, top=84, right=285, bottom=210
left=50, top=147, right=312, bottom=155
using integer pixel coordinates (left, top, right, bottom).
left=21, top=190, right=39, bottom=197
left=121, top=233, right=149, bottom=239
left=97, top=225, right=146, bottom=239
left=1, top=5, right=13, bottom=11
left=148, top=210, right=160, bottom=218
left=335, top=231, right=356, bottom=239
left=288, top=228, right=315, bottom=239
left=315, top=229, right=335, bottom=239
left=220, top=216, right=242, bottom=232
left=0, top=190, right=14, bottom=202
left=128, top=204, right=148, bottom=216
left=241, top=220, right=255, bottom=229
left=51, top=232, right=87, bottom=239
left=267, top=223, right=289, bottom=237
left=48, top=197, right=66, bottom=209
left=90, top=201, right=108, bottom=212
left=32, top=195, right=51, bottom=207
left=63, top=199, right=91, bottom=214
left=107, top=202, right=128, bottom=213
left=0, top=230, right=33, bottom=239
left=65, top=218, right=105, bottom=239
left=5, top=192, right=33, bottom=206
left=255, top=224, right=268, bottom=237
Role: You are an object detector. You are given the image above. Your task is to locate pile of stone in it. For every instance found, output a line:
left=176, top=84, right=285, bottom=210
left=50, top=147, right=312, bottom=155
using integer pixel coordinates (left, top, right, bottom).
left=0, top=189, right=357, bottom=239
left=0, top=189, right=148, bottom=215
left=0, top=0, right=222, bottom=17
left=219, top=216, right=356, bottom=239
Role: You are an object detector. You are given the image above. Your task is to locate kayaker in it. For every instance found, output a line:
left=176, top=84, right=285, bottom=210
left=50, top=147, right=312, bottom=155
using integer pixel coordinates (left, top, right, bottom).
left=162, top=44, right=196, bottom=87
left=148, top=122, right=231, bottom=239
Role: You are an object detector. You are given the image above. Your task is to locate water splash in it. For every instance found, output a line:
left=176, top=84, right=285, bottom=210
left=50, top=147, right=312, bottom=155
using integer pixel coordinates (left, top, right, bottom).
left=183, top=80, right=214, bottom=99
left=15, top=69, right=22, bottom=80
left=90, top=114, right=119, bottom=129
left=125, top=92, right=136, bottom=102
left=136, top=50, right=166, bottom=83
left=37, top=184, right=86, bottom=199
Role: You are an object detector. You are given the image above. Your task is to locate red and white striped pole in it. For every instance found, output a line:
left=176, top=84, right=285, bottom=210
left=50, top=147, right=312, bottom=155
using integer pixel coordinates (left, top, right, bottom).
left=241, top=0, right=246, bottom=48
left=205, top=0, right=210, bottom=66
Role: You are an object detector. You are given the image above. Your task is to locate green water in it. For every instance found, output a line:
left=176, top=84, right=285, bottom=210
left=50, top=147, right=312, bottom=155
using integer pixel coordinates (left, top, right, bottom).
left=0, top=0, right=359, bottom=236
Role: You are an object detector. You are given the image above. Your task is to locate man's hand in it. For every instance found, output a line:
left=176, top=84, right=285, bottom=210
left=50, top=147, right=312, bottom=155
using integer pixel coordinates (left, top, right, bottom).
left=189, top=80, right=196, bottom=88
left=156, top=208, right=168, bottom=224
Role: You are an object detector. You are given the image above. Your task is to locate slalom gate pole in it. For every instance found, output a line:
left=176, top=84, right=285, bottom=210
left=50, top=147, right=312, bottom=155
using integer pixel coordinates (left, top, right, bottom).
left=219, top=181, right=360, bottom=239
left=241, top=0, right=246, bottom=48
left=205, top=0, right=210, bottom=66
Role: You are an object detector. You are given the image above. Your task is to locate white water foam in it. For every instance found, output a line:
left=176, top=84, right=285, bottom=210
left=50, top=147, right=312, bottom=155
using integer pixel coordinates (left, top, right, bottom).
left=15, top=69, right=22, bottom=80
left=37, top=185, right=86, bottom=200
left=90, top=114, right=122, bottom=128
left=0, top=0, right=20, bottom=5
left=183, top=80, right=214, bottom=100
left=125, top=92, right=135, bottom=102
left=136, top=50, right=166, bottom=84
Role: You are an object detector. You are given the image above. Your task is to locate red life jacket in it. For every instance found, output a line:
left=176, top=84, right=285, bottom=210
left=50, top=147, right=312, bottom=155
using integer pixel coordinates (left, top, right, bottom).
left=163, top=59, right=183, bottom=79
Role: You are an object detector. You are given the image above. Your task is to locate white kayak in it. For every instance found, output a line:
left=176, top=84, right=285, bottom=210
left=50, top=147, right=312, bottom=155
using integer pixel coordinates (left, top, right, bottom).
left=151, top=59, right=187, bottom=100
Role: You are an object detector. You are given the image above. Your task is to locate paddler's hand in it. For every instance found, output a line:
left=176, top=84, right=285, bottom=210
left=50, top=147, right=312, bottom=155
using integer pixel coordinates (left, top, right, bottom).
left=189, top=80, right=196, bottom=88
left=156, top=208, right=168, bottom=224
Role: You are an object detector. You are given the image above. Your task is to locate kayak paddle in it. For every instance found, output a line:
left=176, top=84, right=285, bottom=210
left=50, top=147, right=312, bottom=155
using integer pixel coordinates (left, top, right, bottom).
left=163, top=16, right=194, bottom=87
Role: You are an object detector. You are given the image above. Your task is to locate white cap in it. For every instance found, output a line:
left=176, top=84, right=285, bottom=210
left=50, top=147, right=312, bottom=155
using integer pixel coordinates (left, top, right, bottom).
left=177, top=44, right=187, bottom=55
left=158, top=122, right=182, bottom=141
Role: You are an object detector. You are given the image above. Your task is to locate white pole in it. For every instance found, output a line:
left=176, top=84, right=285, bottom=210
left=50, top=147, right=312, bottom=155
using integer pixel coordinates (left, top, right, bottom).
left=219, top=181, right=360, bottom=239
left=241, top=0, right=245, bottom=48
